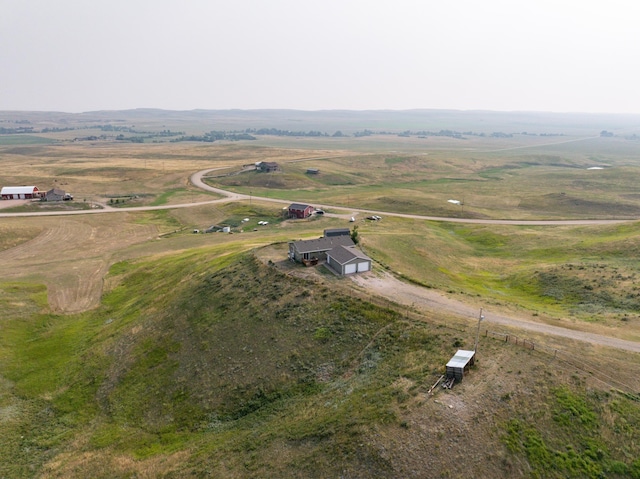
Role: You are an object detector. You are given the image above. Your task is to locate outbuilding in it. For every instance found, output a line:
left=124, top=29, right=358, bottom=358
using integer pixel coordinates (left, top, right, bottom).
left=288, top=203, right=314, bottom=219
left=324, top=228, right=351, bottom=238
left=326, top=244, right=372, bottom=275
left=256, top=161, right=280, bottom=172
left=445, top=350, right=476, bottom=382
left=45, top=188, right=67, bottom=201
left=1, top=186, right=41, bottom=200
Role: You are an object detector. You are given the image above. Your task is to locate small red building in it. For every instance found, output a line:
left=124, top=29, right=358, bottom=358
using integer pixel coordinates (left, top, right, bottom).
left=288, top=203, right=314, bottom=219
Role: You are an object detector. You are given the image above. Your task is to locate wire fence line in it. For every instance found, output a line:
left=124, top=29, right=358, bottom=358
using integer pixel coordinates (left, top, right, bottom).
left=484, top=329, right=640, bottom=398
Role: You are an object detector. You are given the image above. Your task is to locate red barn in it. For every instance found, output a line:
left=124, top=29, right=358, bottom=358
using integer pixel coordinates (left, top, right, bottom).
left=288, top=203, right=314, bottom=219
left=1, top=186, right=41, bottom=200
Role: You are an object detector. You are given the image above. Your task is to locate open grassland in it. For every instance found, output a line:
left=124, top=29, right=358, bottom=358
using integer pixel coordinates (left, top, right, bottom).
left=4, top=109, right=640, bottom=221
left=0, top=201, right=337, bottom=313
left=2, top=248, right=640, bottom=478
left=207, top=136, right=640, bottom=220
left=3, top=110, right=640, bottom=477
left=357, top=217, right=640, bottom=336
left=3, top=123, right=640, bottom=336
left=0, top=141, right=345, bottom=208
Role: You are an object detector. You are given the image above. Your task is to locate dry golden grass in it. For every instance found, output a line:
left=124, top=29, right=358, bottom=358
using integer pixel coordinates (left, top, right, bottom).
left=0, top=214, right=158, bottom=312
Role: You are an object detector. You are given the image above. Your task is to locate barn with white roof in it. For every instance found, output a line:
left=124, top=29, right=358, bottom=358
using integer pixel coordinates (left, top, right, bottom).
left=1, top=186, right=41, bottom=200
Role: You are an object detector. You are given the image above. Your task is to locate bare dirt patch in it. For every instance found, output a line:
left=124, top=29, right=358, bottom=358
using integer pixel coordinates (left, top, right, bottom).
left=0, top=199, right=30, bottom=210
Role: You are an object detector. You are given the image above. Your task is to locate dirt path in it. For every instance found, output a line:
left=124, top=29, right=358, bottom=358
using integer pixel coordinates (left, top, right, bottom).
left=3, top=169, right=639, bottom=348
left=350, top=270, right=640, bottom=352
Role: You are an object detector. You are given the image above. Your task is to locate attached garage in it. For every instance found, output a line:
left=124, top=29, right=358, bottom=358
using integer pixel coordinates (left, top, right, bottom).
left=357, top=261, right=370, bottom=272
left=344, top=263, right=357, bottom=275
left=326, top=245, right=373, bottom=276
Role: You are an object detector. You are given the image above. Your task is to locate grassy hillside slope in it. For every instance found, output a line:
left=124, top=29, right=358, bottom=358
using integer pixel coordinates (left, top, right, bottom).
left=2, top=247, right=640, bottom=478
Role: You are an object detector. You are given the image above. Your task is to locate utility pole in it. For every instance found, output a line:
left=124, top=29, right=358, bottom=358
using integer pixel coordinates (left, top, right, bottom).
left=474, top=307, right=484, bottom=353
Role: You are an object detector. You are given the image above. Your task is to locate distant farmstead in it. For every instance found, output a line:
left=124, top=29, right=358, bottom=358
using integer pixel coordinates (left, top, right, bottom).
left=1, top=186, right=41, bottom=200
left=255, top=161, right=280, bottom=173
left=288, top=203, right=314, bottom=219
left=45, top=188, right=69, bottom=201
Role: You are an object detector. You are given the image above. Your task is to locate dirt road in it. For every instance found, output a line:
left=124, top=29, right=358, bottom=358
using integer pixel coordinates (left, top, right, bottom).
left=2, top=167, right=639, bottom=352
left=351, top=270, right=640, bottom=353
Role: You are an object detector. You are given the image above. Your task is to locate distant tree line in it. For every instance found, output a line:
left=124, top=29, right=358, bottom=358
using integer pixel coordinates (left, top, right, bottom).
left=170, top=130, right=256, bottom=143
left=245, top=128, right=329, bottom=137
left=41, top=127, right=75, bottom=133
left=0, top=126, right=35, bottom=134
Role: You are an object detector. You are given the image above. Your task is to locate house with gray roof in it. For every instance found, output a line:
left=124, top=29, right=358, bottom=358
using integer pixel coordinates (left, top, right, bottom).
left=45, top=188, right=67, bottom=201
left=288, top=235, right=354, bottom=263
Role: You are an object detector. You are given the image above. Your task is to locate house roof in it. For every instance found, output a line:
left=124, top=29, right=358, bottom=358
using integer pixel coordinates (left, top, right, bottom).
left=288, top=203, right=312, bottom=211
left=324, top=228, right=351, bottom=237
left=327, top=245, right=371, bottom=265
left=446, top=350, right=475, bottom=369
left=47, top=188, right=66, bottom=195
left=290, top=235, right=354, bottom=254
left=1, top=186, right=38, bottom=194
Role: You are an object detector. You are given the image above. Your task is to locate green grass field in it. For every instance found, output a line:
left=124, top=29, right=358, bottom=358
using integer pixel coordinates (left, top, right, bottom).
left=2, top=245, right=640, bottom=477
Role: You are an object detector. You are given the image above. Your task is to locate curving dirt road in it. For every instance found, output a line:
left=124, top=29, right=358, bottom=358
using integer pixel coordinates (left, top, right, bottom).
left=1, top=168, right=634, bottom=226
left=2, top=167, right=639, bottom=352
left=350, top=271, right=640, bottom=353
left=189, top=168, right=634, bottom=226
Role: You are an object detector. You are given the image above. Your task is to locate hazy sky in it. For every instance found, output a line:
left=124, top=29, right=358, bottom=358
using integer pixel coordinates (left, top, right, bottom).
left=2, top=0, right=639, bottom=113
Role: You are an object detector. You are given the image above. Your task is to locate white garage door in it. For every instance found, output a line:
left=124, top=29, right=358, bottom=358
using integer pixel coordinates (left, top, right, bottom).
left=344, top=264, right=357, bottom=275
left=357, top=261, right=370, bottom=272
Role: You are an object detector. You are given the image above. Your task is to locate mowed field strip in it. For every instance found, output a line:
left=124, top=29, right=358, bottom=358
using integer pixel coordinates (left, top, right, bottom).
left=0, top=216, right=158, bottom=312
